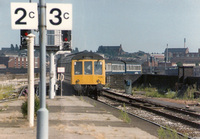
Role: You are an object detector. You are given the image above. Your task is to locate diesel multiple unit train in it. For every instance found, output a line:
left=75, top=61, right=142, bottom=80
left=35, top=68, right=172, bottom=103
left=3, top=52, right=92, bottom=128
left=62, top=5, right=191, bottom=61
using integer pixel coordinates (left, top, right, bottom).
left=105, top=60, right=142, bottom=75
left=57, top=51, right=142, bottom=99
left=57, top=51, right=106, bottom=99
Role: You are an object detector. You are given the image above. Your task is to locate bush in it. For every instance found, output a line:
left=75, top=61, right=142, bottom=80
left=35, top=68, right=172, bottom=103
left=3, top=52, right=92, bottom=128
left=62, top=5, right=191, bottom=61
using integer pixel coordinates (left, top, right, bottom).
left=183, top=85, right=197, bottom=100
left=165, top=91, right=177, bottom=99
left=21, top=96, right=41, bottom=118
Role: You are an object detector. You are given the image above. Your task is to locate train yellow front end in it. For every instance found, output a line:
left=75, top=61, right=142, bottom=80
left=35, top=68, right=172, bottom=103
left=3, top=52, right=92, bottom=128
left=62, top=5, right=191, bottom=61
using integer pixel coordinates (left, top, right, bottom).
left=71, top=59, right=105, bottom=85
left=57, top=51, right=106, bottom=99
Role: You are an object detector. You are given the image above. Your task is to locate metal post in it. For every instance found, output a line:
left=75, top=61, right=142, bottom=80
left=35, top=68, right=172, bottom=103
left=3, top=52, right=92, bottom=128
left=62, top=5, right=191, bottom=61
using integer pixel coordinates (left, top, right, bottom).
left=49, top=52, right=55, bottom=99
left=60, top=73, right=64, bottom=97
left=61, top=79, right=62, bottom=97
left=27, top=34, right=35, bottom=127
left=37, top=0, right=49, bottom=138
left=54, top=63, right=56, bottom=97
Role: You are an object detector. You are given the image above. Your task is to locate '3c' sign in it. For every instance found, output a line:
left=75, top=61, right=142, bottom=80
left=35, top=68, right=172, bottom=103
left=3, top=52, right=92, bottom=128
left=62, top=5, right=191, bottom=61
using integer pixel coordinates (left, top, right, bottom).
left=46, top=4, right=72, bottom=30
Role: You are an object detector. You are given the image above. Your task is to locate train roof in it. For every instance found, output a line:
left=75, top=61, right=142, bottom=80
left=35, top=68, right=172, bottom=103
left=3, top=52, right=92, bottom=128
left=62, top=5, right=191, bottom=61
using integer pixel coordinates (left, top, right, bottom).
left=66, top=51, right=104, bottom=60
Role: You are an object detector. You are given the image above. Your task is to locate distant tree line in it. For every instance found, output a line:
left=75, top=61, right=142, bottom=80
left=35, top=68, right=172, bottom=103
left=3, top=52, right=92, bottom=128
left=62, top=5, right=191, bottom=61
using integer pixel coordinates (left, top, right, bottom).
left=10, top=44, right=19, bottom=51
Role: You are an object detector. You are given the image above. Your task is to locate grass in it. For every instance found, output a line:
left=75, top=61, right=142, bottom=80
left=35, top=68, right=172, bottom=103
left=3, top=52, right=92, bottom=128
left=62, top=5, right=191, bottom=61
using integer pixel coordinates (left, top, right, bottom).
left=157, top=126, right=178, bottom=139
left=119, top=103, right=131, bottom=123
left=0, top=85, right=14, bottom=100
left=132, top=85, right=177, bottom=99
left=145, top=90, right=177, bottom=99
left=183, top=85, right=197, bottom=100
left=157, top=126, right=189, bottom=139
left=132, top=85, right=200, bottom=101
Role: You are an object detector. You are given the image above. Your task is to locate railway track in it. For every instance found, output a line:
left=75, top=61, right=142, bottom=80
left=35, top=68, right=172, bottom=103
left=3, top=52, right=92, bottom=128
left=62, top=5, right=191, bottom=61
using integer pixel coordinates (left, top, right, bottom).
left=100, top=88, right=200, bottom=138
left=0, top=94, right=19, bottom=103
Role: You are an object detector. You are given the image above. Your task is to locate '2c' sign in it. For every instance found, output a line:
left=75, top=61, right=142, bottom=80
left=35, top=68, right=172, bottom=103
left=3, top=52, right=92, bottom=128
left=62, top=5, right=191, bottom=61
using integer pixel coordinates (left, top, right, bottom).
left=46, top=4, right=72, bottom=30
left=11, top=3, right=38, bottom=29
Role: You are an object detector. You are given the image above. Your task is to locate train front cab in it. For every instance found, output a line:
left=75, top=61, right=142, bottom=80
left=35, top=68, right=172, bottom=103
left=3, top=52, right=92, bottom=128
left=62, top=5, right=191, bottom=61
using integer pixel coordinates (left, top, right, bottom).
left=71, top=59, right=105, bottom=99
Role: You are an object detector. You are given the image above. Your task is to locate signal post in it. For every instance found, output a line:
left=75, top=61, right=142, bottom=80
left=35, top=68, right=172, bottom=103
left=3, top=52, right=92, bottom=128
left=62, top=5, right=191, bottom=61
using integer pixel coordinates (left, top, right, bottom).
left=11, top=1, right=72, bottom=138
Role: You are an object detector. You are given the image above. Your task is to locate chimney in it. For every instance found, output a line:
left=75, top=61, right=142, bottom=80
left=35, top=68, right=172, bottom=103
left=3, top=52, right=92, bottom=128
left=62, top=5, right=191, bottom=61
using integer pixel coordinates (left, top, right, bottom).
left=184, top=38, right=186, bottom=48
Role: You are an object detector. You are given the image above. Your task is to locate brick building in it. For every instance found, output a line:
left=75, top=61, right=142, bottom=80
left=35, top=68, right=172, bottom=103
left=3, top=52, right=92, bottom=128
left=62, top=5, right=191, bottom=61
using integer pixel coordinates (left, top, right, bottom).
left=143, top=48, right=200, bottom=75
left=170, top=48, right=200, bottom=66
left=164, top=48, right=189, bottom=61
left=8, top=56, right=40, bottom=68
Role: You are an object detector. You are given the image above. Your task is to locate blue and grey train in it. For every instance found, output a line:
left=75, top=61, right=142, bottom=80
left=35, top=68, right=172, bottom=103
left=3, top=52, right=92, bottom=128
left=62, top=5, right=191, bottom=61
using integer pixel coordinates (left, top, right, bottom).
left=105, top=60, right=142, bottom=75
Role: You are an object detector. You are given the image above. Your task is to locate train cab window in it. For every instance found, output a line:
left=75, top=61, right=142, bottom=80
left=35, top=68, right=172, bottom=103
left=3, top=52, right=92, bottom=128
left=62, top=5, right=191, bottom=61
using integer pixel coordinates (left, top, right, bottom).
left=84, top=61, right=92, bottom=75
left=94, top=61, right=102, bottom=75
left=74, top=62, right=82, bottom=75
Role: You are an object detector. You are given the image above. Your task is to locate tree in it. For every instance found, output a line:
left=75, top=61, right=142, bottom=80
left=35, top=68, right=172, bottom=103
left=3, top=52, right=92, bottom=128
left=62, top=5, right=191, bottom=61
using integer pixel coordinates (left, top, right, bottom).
left=72, top=47, right=79, bottom=53
left=10, top=44, right=14, bottom=51
left=176, top=62, right=183, bottom=67
left=15, top=44, right=19, bottom=51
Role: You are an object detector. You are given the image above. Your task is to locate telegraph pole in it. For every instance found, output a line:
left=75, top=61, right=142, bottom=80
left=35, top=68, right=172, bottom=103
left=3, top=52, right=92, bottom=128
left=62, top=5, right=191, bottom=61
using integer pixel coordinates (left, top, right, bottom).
left=37, top=0, right=49, bottom=138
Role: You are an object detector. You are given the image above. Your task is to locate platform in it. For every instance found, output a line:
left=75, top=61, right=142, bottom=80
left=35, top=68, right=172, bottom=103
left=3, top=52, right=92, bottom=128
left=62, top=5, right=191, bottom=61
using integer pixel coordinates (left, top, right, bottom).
left=0, top=96, right=158, bottom=139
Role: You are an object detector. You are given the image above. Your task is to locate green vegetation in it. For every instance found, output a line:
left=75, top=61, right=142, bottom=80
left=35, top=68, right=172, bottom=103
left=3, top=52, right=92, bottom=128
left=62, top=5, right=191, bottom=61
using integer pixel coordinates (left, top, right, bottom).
left=132, top=85, right=177, bottom=99
left=119, top=103, right=131, bottom=123
left=183, top=85, right=197, bottom=100
left=0, top=85, right=14, bottom=100
left=145, top=90, right=177, bottom=99
left=104, top=83, right=110, bottom=88
left=80, top=96, right=84, bottom=101
left=21, top=96, right=40, bottom=118
left=176, top=62, right=183, bottom=67
left=157, top=126, right=189, bottom=139
left=132, top=84, right=200, bottom=103
left=157, top=126, right=179, bottom=139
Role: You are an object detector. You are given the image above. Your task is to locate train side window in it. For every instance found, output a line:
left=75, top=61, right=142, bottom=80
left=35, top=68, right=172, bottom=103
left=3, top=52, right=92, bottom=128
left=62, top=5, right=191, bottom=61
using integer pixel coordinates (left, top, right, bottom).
left=74, top=62, right=82, bottom=75
left=84, top=61, right=92, bottom=75
left=94, top=61, right=102, bottom=75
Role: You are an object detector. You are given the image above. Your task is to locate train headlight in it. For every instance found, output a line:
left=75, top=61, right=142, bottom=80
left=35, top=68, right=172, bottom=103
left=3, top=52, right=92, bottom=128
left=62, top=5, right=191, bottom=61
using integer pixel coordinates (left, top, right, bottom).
left=96, top=79, right=101, bottom=84
left=76, top=79, right=80, bottom=84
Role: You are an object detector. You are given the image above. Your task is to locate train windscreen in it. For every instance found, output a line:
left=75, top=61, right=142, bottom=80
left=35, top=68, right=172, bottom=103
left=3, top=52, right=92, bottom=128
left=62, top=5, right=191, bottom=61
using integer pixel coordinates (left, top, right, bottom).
left=94, top=61, right=102, bottom=75
left=84, top=61, right=92, bottom=75
left=74, top=62, right=82, bottom=75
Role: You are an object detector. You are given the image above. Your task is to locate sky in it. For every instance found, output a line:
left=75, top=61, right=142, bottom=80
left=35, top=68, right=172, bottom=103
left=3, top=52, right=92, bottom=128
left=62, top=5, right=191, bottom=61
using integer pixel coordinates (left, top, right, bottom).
left=1, top=0, right=200, bottom=53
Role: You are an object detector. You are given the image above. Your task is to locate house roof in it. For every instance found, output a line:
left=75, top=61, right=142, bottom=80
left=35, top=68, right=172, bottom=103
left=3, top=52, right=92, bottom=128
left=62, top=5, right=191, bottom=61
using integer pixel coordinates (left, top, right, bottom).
left=164, top=48, right=188, bottom=53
